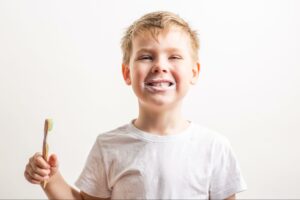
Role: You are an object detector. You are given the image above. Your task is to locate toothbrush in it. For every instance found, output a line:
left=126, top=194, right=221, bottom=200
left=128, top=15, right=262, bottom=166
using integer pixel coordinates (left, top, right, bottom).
left=42, top=118, right=53, bottom=188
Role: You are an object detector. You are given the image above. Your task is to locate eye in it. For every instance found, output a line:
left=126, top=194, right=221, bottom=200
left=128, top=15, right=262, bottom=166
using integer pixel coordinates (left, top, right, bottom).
left=169, top=55, right=182, bottom=60
left=138, top=55, right=153, bottom=60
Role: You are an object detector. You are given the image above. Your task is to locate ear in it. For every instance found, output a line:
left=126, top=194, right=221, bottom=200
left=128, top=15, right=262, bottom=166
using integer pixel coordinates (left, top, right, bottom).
left=122, top=63, right=131, bottom=85
left=190, top=62, right=200, bottom=85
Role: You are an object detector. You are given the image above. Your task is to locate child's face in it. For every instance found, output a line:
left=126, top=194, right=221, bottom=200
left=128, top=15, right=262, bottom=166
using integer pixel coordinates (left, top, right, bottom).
left=122, top=27, right=200, bottom=109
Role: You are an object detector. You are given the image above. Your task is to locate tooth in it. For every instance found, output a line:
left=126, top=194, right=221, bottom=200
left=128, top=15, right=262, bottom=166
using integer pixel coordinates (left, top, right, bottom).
left=146, top=82, right=174, bottom=88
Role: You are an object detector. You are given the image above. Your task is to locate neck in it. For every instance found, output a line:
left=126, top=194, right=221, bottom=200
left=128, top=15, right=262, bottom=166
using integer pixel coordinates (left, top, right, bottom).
left=133, top=102, right=189, bottom=135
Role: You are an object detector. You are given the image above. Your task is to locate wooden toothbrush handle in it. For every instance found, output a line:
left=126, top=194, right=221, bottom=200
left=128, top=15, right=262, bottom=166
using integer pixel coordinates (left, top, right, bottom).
left=42, top=141, right=48, bottom=160
left=42, top=142, right=49, bottom=188
left=42, top=119, right=51, bottom=188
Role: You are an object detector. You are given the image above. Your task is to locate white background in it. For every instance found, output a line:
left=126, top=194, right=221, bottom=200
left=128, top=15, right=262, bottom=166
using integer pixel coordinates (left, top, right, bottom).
left=1, top=0, right=299, bottom=198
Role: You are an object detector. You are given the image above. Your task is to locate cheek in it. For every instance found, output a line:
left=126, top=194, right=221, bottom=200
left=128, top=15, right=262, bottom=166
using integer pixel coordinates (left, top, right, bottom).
left=173, top=67, right=192, bottom=83
left=131, top=66, right=148, bottom=84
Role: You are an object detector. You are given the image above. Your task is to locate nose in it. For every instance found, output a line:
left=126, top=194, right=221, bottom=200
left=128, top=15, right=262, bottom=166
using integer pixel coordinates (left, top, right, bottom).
left=152, top=66, right=168, bottom=73
left=151, top=58, right=169, bottom=73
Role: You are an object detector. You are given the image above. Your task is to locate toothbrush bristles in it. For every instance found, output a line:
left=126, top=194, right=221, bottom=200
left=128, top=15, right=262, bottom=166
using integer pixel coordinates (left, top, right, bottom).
left=46, top=119, right=53, bottom=132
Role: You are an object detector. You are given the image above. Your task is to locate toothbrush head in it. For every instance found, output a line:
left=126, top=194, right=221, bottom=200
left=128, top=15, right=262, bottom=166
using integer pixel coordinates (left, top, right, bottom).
left=45, top=119, right=53, bottom=133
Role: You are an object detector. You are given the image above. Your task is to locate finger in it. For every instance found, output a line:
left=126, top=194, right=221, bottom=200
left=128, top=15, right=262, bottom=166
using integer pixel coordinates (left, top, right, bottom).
left=24, top=170, right=45, bottom=184
left=29, top=161, right=50, bottom=177
left=48, top=154, right=59, bottom=168
left=33, top=152, right=42, bottom=158
left=29, top=157, right=50, bottom=174
left=26, top=163, right=49, bottom=181
left=30, top=152, right=42, bottom=163
left=24, top=170, right=39, bottom=184
left=33, top=154, right=50, bottom=169
left=26, top=165, right=49, bottom=181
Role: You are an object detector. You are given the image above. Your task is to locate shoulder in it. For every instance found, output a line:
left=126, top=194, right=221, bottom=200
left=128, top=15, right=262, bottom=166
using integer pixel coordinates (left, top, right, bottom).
left=190, top=122, right=231, bottom=147
left=93, top=123, right=142, bottom=149
left=189, top=122, right=234, bottom=159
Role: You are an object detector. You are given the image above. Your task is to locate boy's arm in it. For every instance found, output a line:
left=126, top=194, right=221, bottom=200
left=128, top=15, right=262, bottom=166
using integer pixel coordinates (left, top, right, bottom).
left=80, top=191, right=110, bottom=200
left=209, top=194, right=236, bottom=200
left=225, top=194, right=236, bottom=200
left=25, top=153, right=108, bottom=200
left=44, top=171, right=110, bottom=200
left=42, top=171, right=82, bottom=199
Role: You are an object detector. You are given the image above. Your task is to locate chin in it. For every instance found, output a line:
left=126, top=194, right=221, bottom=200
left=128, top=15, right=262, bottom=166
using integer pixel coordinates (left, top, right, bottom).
left=142, top=98, right=180, bottom=111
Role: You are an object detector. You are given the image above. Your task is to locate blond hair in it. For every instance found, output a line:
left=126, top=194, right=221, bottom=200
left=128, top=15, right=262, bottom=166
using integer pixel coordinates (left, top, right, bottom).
left=121, top=11, right=200, bottom=64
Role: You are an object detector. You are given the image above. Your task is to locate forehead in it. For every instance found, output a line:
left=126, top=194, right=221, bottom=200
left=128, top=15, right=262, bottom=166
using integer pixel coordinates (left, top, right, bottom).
left=131, top=27, right=192, bottom=53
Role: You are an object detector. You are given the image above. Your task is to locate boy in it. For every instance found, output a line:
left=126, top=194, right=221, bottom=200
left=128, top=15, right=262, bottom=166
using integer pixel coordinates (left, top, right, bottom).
left=24, top=11, right=247, bottom=199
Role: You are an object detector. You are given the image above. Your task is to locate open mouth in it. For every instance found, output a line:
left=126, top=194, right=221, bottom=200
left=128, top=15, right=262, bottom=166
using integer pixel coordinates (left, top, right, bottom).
left=144, top=79, right=176, bottom=92
left=145, top=82, right=174, bottom=87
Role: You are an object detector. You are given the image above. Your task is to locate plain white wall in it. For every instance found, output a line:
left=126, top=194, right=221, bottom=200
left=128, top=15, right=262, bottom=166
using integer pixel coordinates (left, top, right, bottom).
left=1, top=0, right=299, bottom=198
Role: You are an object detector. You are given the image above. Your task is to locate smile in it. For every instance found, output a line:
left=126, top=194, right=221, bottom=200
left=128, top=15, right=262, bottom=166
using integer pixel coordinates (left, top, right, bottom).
left=144, top=79, right=176, bottom=92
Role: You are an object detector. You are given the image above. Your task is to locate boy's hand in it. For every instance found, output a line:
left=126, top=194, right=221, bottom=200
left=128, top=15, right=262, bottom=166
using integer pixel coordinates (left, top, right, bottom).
left=24, top=153, right=59, bottom=185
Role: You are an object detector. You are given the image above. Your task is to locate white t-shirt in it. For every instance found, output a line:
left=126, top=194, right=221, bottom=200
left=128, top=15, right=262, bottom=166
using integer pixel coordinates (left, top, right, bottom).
left=75, top=121, right=247, bottom=199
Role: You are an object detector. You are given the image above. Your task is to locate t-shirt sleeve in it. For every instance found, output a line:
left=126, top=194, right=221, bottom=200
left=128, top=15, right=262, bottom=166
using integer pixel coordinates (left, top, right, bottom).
left=209, top=136, right=247, bottom=199
left=75, top=138, right=111, bottom=198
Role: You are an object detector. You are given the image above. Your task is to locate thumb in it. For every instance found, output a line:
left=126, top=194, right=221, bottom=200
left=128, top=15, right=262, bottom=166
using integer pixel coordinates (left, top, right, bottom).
left=48, top=154, right=59, bottom=168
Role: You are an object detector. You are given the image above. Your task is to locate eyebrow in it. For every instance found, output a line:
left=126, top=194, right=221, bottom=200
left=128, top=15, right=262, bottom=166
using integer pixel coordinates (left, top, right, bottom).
left=135, top=48, right=153, bottom=55
left=135, top=48, right=183, bottom=55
